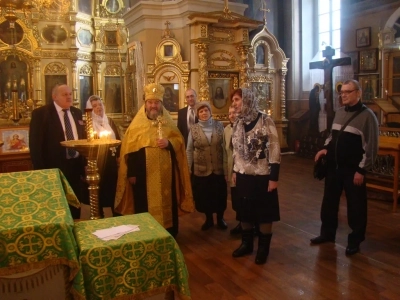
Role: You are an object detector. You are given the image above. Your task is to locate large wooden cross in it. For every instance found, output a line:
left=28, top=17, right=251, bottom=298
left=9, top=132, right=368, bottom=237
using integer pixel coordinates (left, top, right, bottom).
left=309, top=46, right=351, bottom=131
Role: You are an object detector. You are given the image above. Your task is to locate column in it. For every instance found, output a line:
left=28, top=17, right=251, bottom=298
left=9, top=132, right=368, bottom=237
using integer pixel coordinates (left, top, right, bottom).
left=96, top=62, right=102, bottom=99
left=195, top=43, right=209, bottom=102
left=71, top=59, right=79, bottom=107
left=280, top=69, right=288, bottom=121
left=34, top=59, right=43, bottom=108
left=236, top=45, right=250, bottom=88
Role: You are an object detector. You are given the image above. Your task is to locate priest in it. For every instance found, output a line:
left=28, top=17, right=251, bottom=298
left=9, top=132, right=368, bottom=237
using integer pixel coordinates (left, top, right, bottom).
left=115, top=83, right=194, bottom=236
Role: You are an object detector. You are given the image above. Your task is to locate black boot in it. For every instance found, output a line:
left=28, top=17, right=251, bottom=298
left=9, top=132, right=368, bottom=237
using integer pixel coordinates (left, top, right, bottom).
left=232, top=229, right=254, bottom=257
left=254, top=223, right=260, bottom=237
left=216, top=211, right=227, bottom=229
left=230, top=222, right=242, bottom=235
left=201, top=213, right=214, bottom=231
left=255, top=233, right=272, bottom=265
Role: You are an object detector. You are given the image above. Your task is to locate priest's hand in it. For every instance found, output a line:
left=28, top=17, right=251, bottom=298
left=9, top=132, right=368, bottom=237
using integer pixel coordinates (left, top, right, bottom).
left=157, top=138, right=169, bottom=149
left=128, top=177, right=136, bottom=185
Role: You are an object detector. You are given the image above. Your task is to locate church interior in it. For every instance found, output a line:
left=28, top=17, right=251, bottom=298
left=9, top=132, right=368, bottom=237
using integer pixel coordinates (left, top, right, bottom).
left=1, top=0, right=400, bottom=299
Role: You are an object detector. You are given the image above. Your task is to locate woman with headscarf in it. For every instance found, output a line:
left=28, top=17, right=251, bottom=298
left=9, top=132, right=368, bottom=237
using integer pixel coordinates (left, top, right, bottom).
left=86, top=95, right=120, bottom=216
left=186, top=101, right=227, bottom=231
left=230, top=88, right=281, bottom=265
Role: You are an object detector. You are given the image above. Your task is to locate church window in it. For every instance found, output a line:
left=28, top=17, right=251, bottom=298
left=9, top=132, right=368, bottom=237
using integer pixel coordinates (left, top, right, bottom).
left=318, top=0, right=341, bottom=55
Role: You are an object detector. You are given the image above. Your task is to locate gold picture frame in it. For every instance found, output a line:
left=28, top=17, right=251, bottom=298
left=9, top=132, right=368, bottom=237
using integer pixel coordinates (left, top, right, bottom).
left=41, top=25, right=68, bottom=44
left=356, top=27, right=371, bottom=48
left=208, top=72, right=239, bottom=118
left=102, top=0, right=124, bottom=14
left=360, top=49, right=377, bottom=72
left=0, top=127, right=29, bottom=155
left=357, top=73, right=379, bottom=102
left=249, top=75, right=274, bottom=115
left=161, top=83, right=179, bottom=113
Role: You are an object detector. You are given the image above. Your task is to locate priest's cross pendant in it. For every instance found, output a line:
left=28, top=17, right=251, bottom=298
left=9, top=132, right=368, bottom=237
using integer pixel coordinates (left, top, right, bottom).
left=153, top=116, right=166, bottom=139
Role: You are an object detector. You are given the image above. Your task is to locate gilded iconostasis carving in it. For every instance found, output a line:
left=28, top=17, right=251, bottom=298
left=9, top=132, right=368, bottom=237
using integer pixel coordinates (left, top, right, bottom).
left=147, top=22, right=190, bottom=119
left=0, top=0, right=129, bottom=126
left=0, top=0, right=281, bottom=129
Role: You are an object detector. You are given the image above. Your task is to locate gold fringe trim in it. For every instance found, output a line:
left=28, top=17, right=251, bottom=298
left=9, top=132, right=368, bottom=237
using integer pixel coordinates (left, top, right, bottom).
left=111, top=284, right=191, bottom=300
left=0, top=264, right=63, bottom=290
left=0, top=259, right=85, bottom=299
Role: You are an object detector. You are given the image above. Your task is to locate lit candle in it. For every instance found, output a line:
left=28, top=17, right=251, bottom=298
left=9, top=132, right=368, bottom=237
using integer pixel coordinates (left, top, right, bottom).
left=99, top=130, right=111, bottom=140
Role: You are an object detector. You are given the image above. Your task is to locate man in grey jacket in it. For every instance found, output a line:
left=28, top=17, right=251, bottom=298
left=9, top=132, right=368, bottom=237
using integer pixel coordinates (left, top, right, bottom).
left=311, top=79, right=379, bottom=256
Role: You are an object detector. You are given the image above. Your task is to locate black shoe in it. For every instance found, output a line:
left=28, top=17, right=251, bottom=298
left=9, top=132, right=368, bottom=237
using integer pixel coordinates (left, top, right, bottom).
left=232, top=243, right=253, bottom=257
left=310, top=235, right=335, bottom=245
left=232, top=229, right=254, bottom=257
left=201, top=219, right=214, bottom=231
left=217, top=218, right=228, bottom=230
left=230, top=223, right=242, bottom=235
left=345, top=245, right=360, bottom=256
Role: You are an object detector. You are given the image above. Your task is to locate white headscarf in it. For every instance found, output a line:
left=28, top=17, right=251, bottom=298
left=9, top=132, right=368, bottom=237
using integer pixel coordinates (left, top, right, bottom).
left=86, top=96, right=116, bottom=139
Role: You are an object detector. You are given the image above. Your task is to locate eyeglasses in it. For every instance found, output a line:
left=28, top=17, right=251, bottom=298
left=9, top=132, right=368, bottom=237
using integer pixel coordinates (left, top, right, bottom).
left=339, top=89, right=358, bottom=96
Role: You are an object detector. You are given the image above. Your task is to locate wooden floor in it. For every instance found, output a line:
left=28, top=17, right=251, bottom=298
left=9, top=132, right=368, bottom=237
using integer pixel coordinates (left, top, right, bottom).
left=175, top=154, right=400, bottom=300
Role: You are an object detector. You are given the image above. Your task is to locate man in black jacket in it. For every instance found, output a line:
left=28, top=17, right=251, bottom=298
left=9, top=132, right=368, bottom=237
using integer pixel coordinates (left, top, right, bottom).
left=177, top=88, right=198, bottom=147
left=311, top=79, right=378, bottom=255
left=29, top=84, right=85, bottom=219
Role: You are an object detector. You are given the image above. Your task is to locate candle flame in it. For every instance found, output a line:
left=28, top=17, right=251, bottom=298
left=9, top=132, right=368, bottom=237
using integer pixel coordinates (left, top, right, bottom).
left=99, top=130, right=111, bottom=140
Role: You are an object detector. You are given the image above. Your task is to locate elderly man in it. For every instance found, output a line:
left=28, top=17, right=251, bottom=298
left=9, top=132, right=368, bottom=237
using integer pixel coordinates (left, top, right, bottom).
left=29, top=84, right=85, bottom=219
left=115, top=83, right=194, bottom=236
left=177, top=88, right=198, bottom=147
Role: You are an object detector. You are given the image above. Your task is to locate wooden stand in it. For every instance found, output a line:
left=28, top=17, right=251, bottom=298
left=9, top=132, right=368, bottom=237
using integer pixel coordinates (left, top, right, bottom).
left=367, top=136, right=400, bottom=212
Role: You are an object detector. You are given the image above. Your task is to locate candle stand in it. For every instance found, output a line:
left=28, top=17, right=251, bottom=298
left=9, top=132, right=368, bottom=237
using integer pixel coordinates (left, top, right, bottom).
left=61, top=109, right=121, bottom=219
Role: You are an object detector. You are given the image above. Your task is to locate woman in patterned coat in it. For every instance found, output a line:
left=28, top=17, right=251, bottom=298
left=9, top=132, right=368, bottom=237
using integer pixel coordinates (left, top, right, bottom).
left=231, top=88, right=281, bottom=264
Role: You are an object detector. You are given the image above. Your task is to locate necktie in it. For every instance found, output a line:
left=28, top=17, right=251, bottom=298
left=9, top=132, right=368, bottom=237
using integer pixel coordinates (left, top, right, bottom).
left=189, top=107, right=195, bottom=127
left=62, top=109, right=77, bottom=158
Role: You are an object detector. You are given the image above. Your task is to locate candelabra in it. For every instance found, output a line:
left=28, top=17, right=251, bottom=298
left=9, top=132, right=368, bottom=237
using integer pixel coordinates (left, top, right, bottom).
left=0, top=88, right=32, bottom=125
left=61, top=109, right=121, bottom=219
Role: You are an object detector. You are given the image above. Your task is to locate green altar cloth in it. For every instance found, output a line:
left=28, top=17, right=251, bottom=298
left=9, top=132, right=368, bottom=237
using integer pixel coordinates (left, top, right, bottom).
left=0, top=169, right=85, bottom=299
left=73, top=213, right=191, bottom=300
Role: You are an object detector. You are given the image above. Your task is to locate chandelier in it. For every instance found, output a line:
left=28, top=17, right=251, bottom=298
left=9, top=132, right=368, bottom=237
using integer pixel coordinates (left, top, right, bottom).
left=0, top=0, right=70, bottom=24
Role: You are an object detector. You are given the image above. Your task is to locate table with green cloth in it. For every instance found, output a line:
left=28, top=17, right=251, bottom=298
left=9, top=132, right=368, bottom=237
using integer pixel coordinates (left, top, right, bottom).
left=73, top=213, right=191, bottom=300
left=0, top=168, right=86, bottom=299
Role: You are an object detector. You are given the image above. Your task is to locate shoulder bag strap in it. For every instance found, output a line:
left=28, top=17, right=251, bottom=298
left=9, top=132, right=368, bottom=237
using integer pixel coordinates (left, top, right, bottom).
left=333, top=104, right=367, bottom=166
left=337, top=104, right=367, bottom=137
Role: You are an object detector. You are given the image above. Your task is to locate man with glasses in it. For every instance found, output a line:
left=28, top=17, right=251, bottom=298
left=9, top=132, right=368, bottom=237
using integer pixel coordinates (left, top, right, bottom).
left=177, top=88, right=198, bottom=147
left=311, top=79, right=378, bottom=256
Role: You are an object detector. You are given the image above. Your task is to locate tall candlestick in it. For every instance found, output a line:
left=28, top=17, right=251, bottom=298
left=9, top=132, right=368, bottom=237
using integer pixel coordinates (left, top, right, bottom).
left=11, top=90, right=20, bottom=125
left=85, top=108, right=94, bottom=142
left=12, top=91, right=18, bottom=118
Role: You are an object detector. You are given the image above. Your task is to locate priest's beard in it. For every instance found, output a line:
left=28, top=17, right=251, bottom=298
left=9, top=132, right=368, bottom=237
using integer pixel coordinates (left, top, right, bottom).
left=146, top=107, right=162, bottom=120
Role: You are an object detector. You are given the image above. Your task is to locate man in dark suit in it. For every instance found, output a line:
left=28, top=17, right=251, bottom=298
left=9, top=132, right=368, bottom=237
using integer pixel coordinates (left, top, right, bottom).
left=29, top=84, right=86, bottom=219
left=177, top=88, right=198, bottom=147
